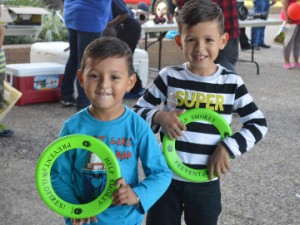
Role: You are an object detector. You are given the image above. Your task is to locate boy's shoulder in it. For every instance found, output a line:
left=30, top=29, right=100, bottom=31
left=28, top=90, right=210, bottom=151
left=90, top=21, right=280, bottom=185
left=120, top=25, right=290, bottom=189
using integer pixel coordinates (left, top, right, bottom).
left=64, top=108, right=86, bottom=124
left=162, top=64, right=185, bottom=72
left=218, top=66, right=244, bottom=83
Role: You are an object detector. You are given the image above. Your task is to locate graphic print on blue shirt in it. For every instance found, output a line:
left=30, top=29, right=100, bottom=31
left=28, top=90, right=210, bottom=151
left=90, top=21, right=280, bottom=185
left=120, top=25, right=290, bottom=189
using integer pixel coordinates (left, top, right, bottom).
left=81, top=152, right=107, bottom=203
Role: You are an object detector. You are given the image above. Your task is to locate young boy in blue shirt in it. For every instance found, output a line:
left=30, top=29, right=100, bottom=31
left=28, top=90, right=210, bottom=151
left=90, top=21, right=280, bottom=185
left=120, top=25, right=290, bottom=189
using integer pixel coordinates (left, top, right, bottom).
left=51, top=37, right=171, bottom=225
left=133, top=0, right=268, bottom=224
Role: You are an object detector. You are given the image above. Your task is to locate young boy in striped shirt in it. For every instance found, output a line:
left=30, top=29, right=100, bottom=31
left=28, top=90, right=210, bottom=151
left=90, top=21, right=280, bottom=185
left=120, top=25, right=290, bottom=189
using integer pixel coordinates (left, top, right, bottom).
left=133, top=0, right=268, bottom=224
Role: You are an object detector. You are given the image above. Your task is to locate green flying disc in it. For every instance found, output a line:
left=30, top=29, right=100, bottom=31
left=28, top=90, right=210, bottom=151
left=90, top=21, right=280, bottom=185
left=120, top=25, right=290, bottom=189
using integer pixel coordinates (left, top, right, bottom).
left=36, top=134, right=121, bottom=219
left=162, top=108, right=232, bottom=182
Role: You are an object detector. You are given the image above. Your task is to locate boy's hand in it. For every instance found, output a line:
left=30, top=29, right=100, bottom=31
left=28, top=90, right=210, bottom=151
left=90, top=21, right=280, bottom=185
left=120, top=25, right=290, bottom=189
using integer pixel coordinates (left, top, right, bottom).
left=154, top=110, right=186, bottom=140
left=70, top=216, right=98, bottom=225
left=208, top=144, right=230, bottom=180
left=112, top=178, right=140, bottom=206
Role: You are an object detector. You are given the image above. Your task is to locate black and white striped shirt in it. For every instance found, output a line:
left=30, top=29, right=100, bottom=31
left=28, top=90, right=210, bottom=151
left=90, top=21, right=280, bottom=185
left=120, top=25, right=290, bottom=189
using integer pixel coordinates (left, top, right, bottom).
left=133, top=63, right=268, bottom=181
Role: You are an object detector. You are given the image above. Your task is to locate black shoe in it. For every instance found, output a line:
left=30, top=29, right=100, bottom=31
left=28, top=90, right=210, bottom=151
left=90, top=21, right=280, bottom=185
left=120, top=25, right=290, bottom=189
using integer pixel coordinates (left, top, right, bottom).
left=241, top=45, right=251, bottom=51
left=60, top=98, right=76, bottom=107
left=254, top=46, right=260, bottom=50
left=259, top=44, right=271, bottom=48
left=0, top=129, right=14, bottom=137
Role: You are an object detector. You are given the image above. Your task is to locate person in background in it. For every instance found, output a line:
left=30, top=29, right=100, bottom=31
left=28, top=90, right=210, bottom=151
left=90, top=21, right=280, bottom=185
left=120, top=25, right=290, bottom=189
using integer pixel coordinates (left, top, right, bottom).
left=60, top=0, right=112, bottom=111
left=213, top=0, right=240, bottom=72
left=133, top=1, right=268, bottom=224
left=0, top=13, right=13, bottom=137
left=105, top=0, right=144, bottom=97
left=237, top=0, right=252, bottom=50
left=281, top=0, right=300, bottom=69
left=51, top=37, right=171, bottom=225
left=251, top=0, right=277, bottom=50
left=42, top=0, right=64, bottom=10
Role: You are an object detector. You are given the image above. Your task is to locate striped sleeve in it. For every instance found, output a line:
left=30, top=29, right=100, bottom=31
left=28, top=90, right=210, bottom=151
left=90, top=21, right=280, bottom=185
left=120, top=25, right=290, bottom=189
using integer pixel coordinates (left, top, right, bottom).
left=0, top=48, right=6, bottom=74
left=222, top=76, right=268, bottom=157
left=133, top=69, right=169, bottom=133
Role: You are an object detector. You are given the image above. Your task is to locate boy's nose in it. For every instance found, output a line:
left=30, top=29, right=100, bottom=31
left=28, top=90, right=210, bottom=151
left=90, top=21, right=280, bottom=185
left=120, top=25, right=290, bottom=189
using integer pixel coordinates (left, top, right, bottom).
left=98, top=77, right=110, bottom=88
left=194, top=41, right=203, bottom=51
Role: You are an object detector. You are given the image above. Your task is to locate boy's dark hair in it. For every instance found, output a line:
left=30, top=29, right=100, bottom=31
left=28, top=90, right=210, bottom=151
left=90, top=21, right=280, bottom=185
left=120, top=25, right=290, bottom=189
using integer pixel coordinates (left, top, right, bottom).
left=81, top=37, right=135, bottom=75
left=176, top=0, right=225, bottom=35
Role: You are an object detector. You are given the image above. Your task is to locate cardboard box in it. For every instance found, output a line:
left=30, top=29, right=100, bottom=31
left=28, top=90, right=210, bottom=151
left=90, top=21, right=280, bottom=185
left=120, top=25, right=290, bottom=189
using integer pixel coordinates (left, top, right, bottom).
left=0, top=5, right=13, bottom=24
left=6, top=6, right=49, bottom=26
left=5, top=62, right=65, bottom=106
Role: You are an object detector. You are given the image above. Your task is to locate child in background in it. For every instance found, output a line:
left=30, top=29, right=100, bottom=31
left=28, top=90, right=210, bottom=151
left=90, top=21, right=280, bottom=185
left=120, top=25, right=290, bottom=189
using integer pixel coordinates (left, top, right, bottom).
left=133, top=1, right=268, bottom=224
left=281, top=0, right=300, bottom=69
left=0, top=9, right=13, bottom=137
left=51, top=37, right=171, bottom=225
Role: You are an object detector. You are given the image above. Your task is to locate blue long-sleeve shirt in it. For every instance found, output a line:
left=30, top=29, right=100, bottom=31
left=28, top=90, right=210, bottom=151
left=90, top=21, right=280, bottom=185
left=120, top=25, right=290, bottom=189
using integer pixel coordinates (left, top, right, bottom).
left=51, top=106, right=171, bottom=225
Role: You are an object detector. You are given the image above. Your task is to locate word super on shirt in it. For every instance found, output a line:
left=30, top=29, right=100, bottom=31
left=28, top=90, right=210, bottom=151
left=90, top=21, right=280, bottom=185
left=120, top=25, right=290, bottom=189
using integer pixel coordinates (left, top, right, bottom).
left=133, top=63, right=267, bottom=182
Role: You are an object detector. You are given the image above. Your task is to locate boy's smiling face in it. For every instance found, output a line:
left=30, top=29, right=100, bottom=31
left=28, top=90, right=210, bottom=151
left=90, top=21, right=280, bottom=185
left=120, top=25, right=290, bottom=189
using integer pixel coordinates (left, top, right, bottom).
left=78, top=56, right=136, bottom=120
left=175, top=20, right=228, bottom=76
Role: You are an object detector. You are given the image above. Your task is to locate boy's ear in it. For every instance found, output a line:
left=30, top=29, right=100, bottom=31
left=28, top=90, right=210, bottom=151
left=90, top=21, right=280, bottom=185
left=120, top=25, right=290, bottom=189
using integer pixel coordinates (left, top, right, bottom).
left=126, top=73, right=137, bottom=92
left=175, top=35, right=182, bottom=48
left=77, top=69, right=84, bottom=87
left=219, top=32, right=229, bottom=50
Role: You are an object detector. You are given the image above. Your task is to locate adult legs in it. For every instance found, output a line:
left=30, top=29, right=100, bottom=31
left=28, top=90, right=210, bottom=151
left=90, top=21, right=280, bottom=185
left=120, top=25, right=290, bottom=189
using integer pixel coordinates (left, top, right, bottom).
left=252, top=0, right=270, bottom=48
left=239, top=27, right=251, bottom=50
left=60, top=28, right=78, bottom=103
left=75, top=31, right=101, bottom=109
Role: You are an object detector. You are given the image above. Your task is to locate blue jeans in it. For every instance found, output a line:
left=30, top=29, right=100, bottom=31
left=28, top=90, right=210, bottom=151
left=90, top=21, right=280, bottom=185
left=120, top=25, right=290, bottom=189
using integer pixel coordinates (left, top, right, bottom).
left=251, top=0, right=270, bottom=46
left=61, top=29, right=102, bottom=108
left=146, top=179, right=222, bottom=225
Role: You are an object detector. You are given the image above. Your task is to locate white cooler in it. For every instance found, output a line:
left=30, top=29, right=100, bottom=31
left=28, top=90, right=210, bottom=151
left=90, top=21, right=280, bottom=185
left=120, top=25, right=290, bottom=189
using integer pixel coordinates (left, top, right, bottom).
left=5, top=62, right=65, bottom=106
left=30, top=42, right=149, bottom=88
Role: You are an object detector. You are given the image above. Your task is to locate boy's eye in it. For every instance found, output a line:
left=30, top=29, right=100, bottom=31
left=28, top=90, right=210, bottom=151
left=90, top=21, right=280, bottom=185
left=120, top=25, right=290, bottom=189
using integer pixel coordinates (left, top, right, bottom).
left=206, top=38, right=214, bottom=43
left=186, top=38, right=195, bottom=43
left=111, top=75, right=120, bottom=80
left=87, top=73, right=99, bottom=79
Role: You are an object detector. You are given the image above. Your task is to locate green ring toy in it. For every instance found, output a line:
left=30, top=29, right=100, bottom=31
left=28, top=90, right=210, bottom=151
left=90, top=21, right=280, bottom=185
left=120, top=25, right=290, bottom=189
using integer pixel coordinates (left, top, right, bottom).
left=162, top=108, right=233, bottom=183
left=36, top=134, right=121, bottom=219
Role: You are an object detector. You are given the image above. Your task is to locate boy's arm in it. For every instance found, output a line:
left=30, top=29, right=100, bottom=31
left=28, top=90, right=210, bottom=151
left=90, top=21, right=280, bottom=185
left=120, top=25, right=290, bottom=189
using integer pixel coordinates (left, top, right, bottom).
left=51, top=126, right=80, bottom=204
left=131, top=124, right=172, bottom=213
left=222, top=81, right=268, bottom=158
left=51, top=150, right=80, bottom=204
left=133, top=69, right=182, bottom=134
left=133, top=90, right=163, bottom=133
